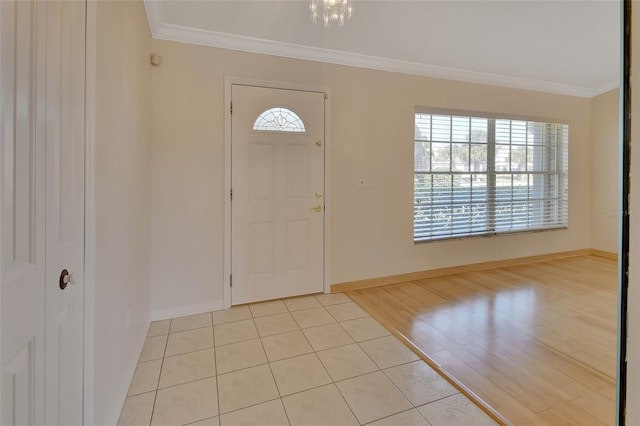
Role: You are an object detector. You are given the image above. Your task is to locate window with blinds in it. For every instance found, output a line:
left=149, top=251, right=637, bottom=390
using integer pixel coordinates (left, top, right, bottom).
left=414, top=111, right=568, bottom=242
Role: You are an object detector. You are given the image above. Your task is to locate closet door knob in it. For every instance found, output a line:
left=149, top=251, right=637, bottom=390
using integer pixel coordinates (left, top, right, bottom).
left=59, top=269, right=75, bottom=290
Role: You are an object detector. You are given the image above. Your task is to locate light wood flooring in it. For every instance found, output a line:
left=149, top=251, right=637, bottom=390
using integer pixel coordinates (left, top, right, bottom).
left=347, top=255, right=618, bottom=426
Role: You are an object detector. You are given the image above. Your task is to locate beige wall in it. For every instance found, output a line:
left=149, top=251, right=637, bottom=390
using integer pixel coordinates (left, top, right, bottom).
left=591, top=89, right=620, bottom=253
left=150, top=40, right=593, bottom=316
left=90, top=1, right=152, bottom=424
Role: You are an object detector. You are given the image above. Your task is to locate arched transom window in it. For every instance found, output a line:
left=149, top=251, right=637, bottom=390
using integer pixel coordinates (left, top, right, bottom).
left=253, top=107, right=306, bottom=133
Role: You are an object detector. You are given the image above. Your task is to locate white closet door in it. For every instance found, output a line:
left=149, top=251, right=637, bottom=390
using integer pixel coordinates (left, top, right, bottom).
left=0, top=1, right=46, bottom=424
left=43, top=1, right=86, bottom=424
left=0, top=1, right=86, bottom=425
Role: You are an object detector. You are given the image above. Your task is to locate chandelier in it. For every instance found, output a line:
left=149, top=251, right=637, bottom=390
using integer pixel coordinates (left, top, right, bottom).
left=310, top=0, right=354, bottom=27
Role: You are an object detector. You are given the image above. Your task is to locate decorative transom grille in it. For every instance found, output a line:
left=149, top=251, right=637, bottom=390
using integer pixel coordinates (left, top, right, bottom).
left=253, top=107, right=306, bottom=133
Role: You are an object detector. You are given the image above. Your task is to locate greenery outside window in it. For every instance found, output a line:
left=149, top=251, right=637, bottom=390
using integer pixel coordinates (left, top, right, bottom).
left=414, top=111, right=568, bottom=242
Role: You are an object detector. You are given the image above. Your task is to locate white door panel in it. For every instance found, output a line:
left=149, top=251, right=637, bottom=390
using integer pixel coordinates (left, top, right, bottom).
left=1, top=1, right=46, bottom=424
left=232, top=86, right=325, bottom=304
left=44, top=1, right=85, bottom=424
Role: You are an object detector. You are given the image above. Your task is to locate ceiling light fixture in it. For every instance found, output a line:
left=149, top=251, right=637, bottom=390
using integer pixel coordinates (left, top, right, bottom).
left=310, top=0, right=353, bottom=27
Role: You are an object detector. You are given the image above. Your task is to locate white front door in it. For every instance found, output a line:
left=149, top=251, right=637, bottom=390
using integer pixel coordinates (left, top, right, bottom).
left=231, top=85, right=325, bottom=305
left=1, top=1, right=85, bottom=425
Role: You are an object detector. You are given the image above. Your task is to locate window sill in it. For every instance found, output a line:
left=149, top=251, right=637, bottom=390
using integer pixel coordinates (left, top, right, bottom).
left=413, top=225, right=568, bottom=244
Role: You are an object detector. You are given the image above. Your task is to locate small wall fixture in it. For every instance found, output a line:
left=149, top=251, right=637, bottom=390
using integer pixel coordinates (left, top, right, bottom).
left=150, top=54, right=162, bottom=66
left=310, top=0, right=353, bottom=27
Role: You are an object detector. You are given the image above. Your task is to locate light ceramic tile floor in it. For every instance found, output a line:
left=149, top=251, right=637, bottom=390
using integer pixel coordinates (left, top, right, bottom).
left=118, top=293, right=498, bottom=426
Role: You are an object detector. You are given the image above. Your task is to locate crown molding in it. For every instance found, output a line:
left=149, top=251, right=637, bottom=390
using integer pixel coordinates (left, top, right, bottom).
left=144, top=3, right=609, bottom=99
left=591, top=79, right=621, bottom=97
left=143, top=0, right=165, bottom=36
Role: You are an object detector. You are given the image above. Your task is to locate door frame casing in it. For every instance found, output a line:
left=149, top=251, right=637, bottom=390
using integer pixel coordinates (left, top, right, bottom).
left=83, top=1, right=97, bottom=424
left=223, top=77, right=332, bottom=308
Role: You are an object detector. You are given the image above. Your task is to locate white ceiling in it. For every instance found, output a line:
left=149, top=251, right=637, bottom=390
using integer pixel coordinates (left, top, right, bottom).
left=144, top=0, right=621, bottom=97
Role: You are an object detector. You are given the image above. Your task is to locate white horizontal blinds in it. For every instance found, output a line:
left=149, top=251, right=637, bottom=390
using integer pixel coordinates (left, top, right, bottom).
left=493, top=119, right=568, bottom=232
left=414, top=112, right=568, bottom=242
left=414, top=114, right=490, bottom=240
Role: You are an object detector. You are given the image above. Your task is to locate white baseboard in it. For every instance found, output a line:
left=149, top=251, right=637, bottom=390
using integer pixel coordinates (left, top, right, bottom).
left=151, top=300, right=225, bottom=322
left=107, top=327, right=148, bottom=426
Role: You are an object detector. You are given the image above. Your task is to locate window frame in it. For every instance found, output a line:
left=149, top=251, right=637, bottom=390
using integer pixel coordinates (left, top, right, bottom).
left=413, top=107, right=569, bottom=243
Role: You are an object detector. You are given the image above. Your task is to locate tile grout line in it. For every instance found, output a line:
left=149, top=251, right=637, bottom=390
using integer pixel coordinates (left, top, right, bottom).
left=315, top=303, right=381, bottom=424
left=296, top=320, right=324, bottom=365
left=332, top=376, right=367, bottom=425
left=164, top=345, right=215, bottom=360
left=349, top=339, right=384, bottom=374
left=253, top=317, right=293, bottom=425
left=418, top=392, right=465, bottom=409
left=375, top=365, right=420, bottom=411
left=156, top=373, right=218, bottom=391
left=182, top=415, right=219, bottom=426
left=153, top=375, right=219, bottom=391
left=148, top=318, right=172, bottom=426
left=359, top=407, right=427, bottom=426
left=254, top=319, right=289, bottom=404
left=167, top=323, right=213, bottom=335
left=276, top=398, right=293, bottom=426
left=217, top=396, right=283, bottom=420
left=323, top=302, right=370, bottom=323
left=355, top=338, right=421, bottom=370
left=211, top=311, right=222, bottom=423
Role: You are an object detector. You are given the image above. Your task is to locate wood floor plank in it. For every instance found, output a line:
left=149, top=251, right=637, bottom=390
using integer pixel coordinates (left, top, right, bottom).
left=598, top=384, right=617, bottom=402
left=430, top=349, right=552, bottom=426
left=570, top=388, right=616, bottom=425
left=348, top=255, right=617, bottom=426
left=497, top=332, right=613, bottom=391
left=538, top=404, right=608, bottom=426
left=466, top=336, right=591, bottom=402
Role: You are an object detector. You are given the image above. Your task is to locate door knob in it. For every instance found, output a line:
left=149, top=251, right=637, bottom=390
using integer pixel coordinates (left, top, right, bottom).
left=59, top=269, right=75, bottom=290
left=311, top=205, right=323, bottom=212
